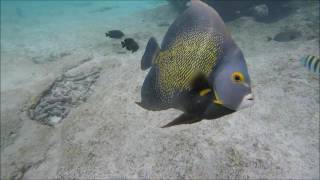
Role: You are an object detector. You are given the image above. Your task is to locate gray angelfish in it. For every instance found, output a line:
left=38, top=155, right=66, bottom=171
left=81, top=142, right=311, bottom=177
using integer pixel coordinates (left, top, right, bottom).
left=137, top=0, right=254, bottom=127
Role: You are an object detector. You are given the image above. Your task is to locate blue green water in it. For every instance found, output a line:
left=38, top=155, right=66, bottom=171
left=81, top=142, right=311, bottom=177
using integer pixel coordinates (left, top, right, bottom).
left=1, top=1, right=166, bottom=24
left=1, top=1, right=167, bottom=54
left=1, top=1, right=319, bottom=179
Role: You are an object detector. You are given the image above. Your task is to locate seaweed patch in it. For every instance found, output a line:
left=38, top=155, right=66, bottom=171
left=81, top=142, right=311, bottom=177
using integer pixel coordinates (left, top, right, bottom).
left=28, top=66, right=102, bottom=126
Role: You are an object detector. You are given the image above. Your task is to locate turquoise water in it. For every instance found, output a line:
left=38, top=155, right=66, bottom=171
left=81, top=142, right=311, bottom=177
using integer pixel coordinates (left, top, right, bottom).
left=1, top=1, right=166, bottom=23
left=1, top=1, right=166, bottom=54
left=1, top=1, right=319, bottom=179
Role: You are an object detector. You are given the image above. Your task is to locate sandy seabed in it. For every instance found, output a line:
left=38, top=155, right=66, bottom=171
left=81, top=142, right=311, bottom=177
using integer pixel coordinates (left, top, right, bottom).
left=1, top=1, right=319, bottom=179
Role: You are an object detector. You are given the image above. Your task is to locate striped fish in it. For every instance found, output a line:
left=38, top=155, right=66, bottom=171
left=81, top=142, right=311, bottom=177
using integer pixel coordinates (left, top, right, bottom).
left=300, top=55, right=320, bottom=75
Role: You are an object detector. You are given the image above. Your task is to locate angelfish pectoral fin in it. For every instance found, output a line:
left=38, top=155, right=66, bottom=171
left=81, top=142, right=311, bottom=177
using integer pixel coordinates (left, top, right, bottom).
left=161, top=113, right=202, bottom=128
left=199, top=88, right=211, bottom=96
left=213, top=99, right=223, bottom=105
left=190, top=73, right=211, bottom=92
left=141, top=37, right=160, bottom=70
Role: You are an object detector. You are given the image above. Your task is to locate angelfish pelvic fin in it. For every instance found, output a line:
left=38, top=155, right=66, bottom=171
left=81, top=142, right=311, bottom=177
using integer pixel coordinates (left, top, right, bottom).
left=161, top=113, right=202, bottom=128
left=135, top=101, right=147, bottom=109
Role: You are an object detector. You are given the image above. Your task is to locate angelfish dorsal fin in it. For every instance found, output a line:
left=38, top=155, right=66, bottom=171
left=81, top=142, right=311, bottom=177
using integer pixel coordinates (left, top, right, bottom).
left=141, top=37, right=160, bottom=70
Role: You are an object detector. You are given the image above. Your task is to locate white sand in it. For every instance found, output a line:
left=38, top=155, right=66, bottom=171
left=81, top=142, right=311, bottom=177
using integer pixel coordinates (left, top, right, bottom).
left=1, top=1, right=319, bottom=179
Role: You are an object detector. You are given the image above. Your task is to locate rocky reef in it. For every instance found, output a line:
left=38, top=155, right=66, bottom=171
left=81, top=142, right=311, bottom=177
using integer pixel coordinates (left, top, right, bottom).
left=28, top=63, right=101, bottom=126
left=166, top=0, right=294, bottom=22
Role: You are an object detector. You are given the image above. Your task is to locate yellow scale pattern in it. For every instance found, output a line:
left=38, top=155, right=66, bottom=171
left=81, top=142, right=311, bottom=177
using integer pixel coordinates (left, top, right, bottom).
left=154, top=31, right=223, bottom=101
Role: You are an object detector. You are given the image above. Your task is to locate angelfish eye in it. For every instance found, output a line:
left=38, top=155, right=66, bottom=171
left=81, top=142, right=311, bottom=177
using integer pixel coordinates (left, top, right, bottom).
left=231, top=72, right=244, bottom=83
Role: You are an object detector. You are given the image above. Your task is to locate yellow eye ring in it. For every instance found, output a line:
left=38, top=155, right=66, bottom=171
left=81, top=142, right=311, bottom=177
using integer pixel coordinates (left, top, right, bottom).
left=231, top=72, right=244, bottom=83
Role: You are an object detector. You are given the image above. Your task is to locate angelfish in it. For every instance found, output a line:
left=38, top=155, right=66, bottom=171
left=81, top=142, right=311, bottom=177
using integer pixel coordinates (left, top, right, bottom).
left=136, top=0, right=254, bottom=127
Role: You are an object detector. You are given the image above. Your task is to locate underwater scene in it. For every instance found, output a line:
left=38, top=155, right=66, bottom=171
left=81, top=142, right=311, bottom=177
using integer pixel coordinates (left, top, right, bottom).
left=1, top=0, right=319, bottom=179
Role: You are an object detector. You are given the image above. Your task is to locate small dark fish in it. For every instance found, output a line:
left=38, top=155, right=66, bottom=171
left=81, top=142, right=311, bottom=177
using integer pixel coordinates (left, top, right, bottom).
left=300, top=55, right=320, bottom=75
left=274, top=30, right=302, bottom=42
left=121, top=38, right=139, bottom=53
left=157, top=22, right=170, bottom=27
left=105, top=30, right=124, bottom=39
left=91, top=6, right=112, bottom=13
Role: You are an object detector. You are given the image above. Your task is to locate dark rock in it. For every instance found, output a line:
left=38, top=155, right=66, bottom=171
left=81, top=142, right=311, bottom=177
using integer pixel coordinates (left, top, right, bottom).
left=251, top=2, right=294, bottom=23
left=29, top=66, right=101, bottom=126
left=251, top=4, right=269, bottom=19
left=273, top=30, right=302, bottom=42
left=167, top=0, right=294, bottom=22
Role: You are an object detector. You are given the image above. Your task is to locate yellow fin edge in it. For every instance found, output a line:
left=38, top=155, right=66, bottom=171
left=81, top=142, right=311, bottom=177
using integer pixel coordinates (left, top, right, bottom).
left=199, top=89, right=211, bottom=96
left=213, top=90, right=223, bottom=105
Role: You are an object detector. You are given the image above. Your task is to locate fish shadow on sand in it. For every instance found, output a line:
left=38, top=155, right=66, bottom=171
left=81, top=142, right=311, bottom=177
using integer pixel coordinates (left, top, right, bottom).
left=273, top=29, right=302, bottom=42
left=31, top=51, right=72, bottom=64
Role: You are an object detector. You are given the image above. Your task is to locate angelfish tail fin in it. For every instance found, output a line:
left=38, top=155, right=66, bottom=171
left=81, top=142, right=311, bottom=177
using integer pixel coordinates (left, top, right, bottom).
left=141, top=37, right=160, bottom=70
left=161, top=113, right=202, bottom=128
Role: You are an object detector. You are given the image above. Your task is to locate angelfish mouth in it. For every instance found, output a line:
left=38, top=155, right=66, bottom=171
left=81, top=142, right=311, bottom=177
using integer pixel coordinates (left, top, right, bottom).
left=237, top=93, right=254, bottom=110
